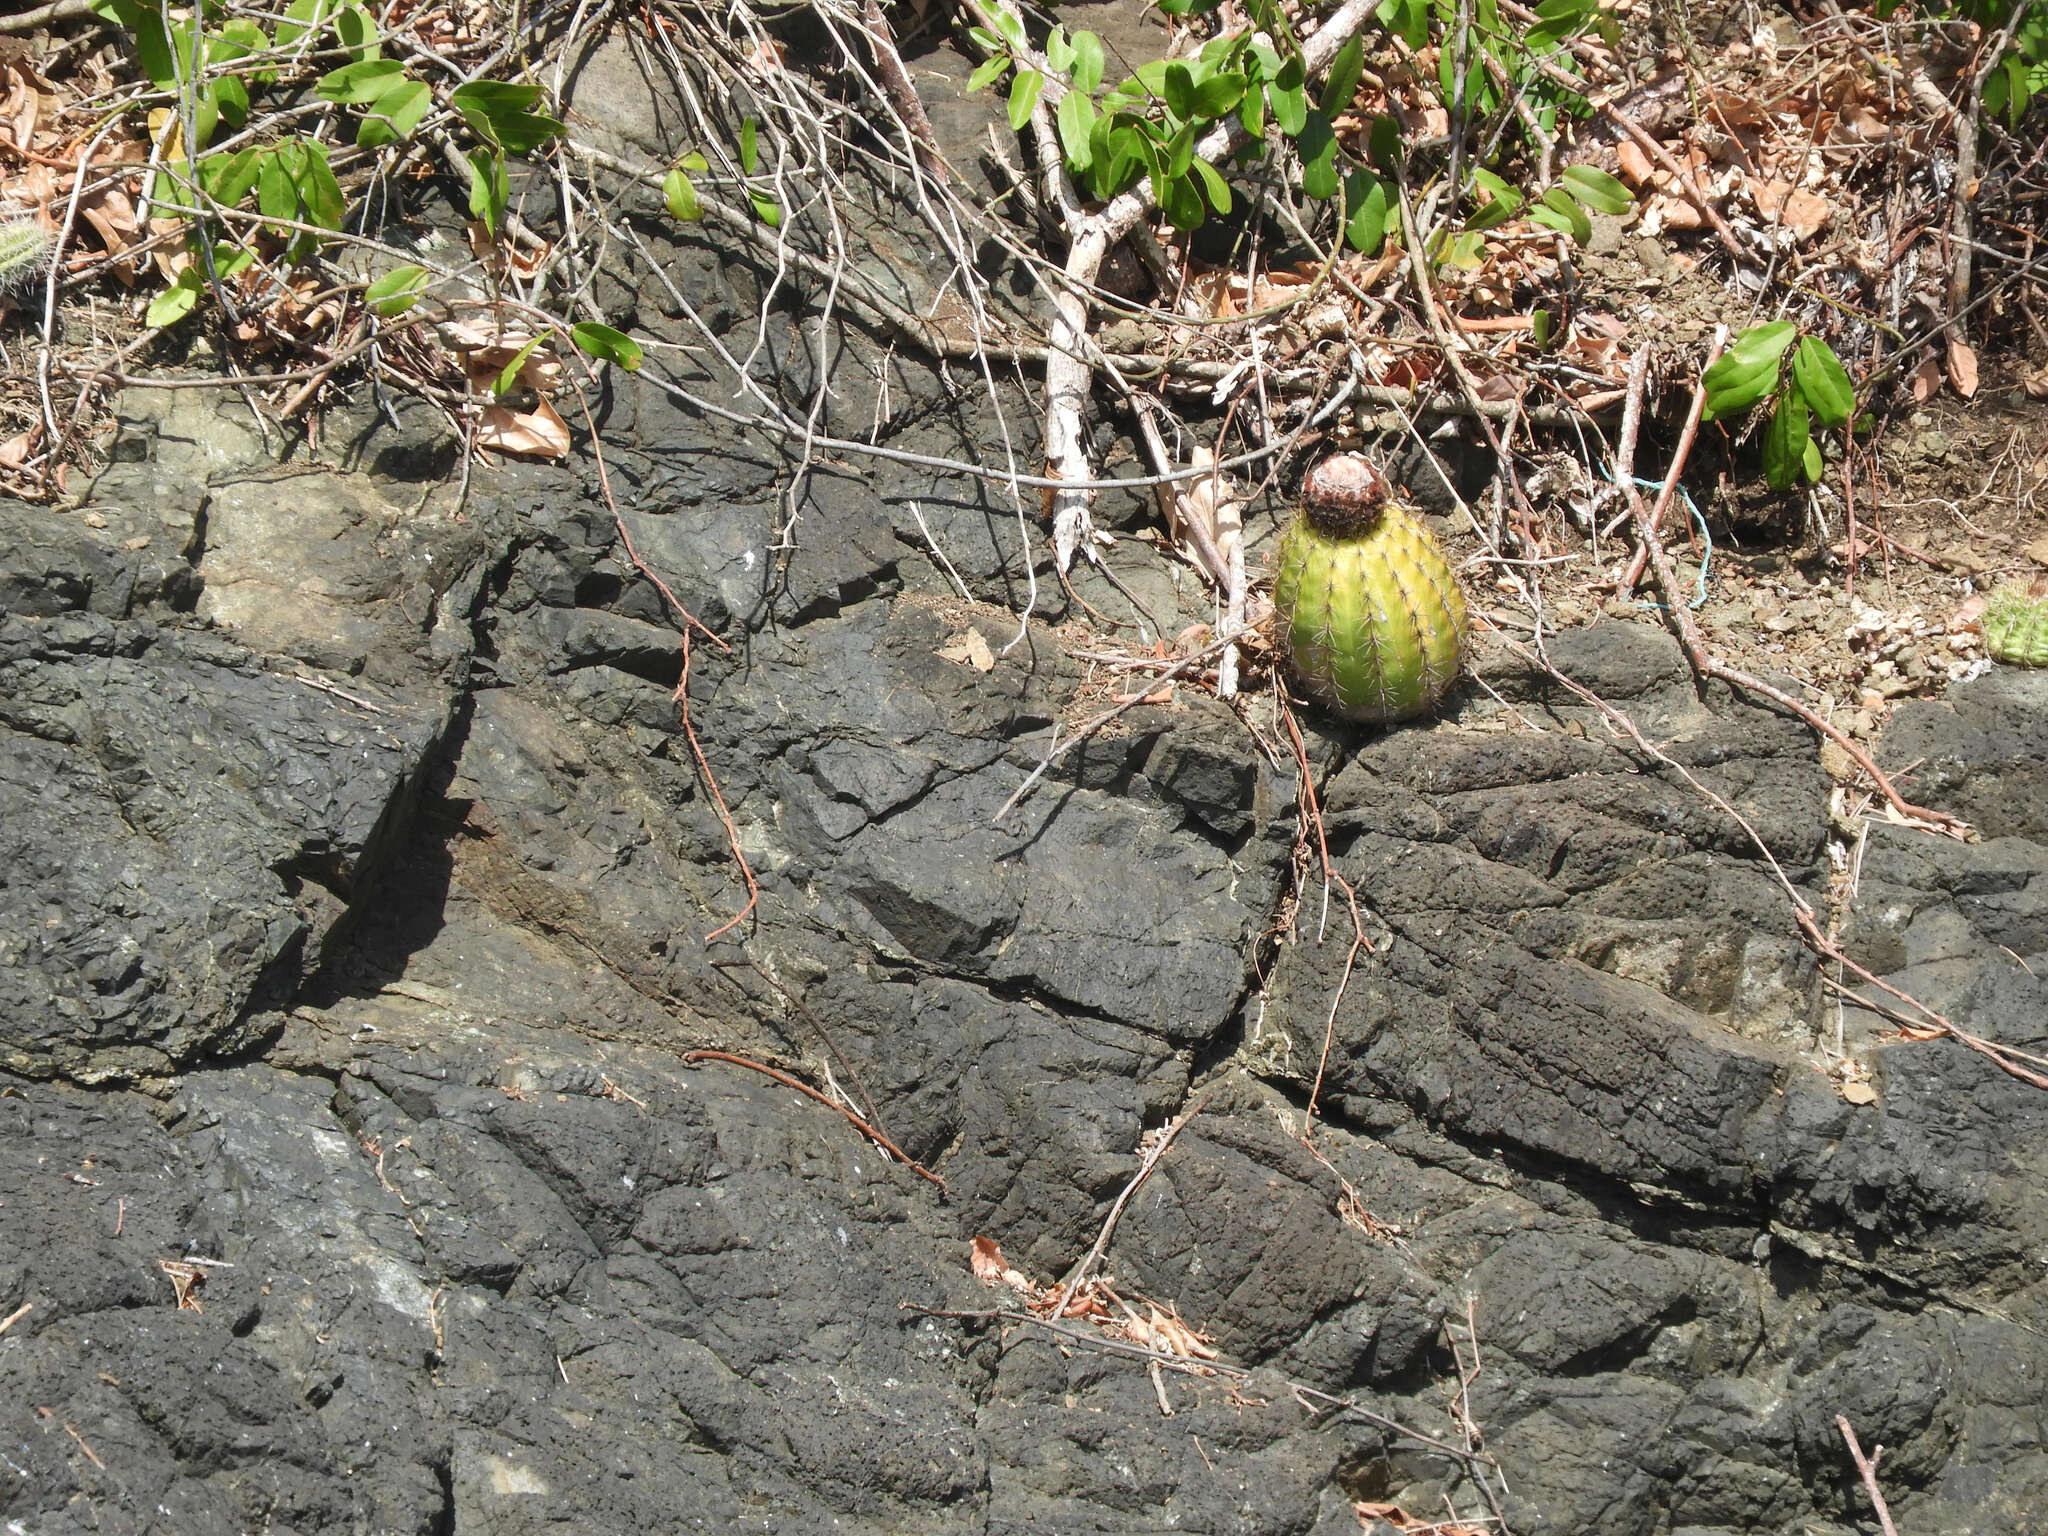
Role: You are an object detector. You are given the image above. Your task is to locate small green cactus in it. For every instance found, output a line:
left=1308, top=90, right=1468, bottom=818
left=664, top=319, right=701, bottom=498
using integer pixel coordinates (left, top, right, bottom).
left=0, top=219, right=53, bottom=292
left=1984, top=583, right=2048, bottom=668
left=1272, top=454, right=1468, bottom=723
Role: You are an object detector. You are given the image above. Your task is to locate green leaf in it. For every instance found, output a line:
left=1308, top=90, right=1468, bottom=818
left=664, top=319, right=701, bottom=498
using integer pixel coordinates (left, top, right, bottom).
left=130, top=10, right=177, bottom=91
left=1464, top=168, right=1523, bottom=231
left=572, top=321, right=642, bottom=370
left=201, top=146, right=262, bottom=207
left=1727, top=319, right=1798, bottom=372
left=1366, top=114, right=1401, bottom=174
left=1192, top=70, right=1247, bottom=118
left=1802, top=437, right=1824, bottom=482
left=1527, top=0, right=1592, bottom=49
left=210, top=75, right=250, bottom=131
left=257, top=150, right=295, bottom=223
left=317, top=58, right=406, bottom=103
left=145, top=269, right=202, bottom=328
left=1700, top=357, right=1781, bottom=422
left=275, top=0, right=333, bottom=51
left=1191, top=154, right=1231, bottom=215
left=1560, top=163, right=1633, bottom=214
left=1342, top=169, right=1389, bottom=253
left=450, top=81, right=563, bottom=155
left=365, top=264, right=431, bottom=316
left=680, top=151, right=708, bottom=174
left=1164, top=120, right=1196, bottom=178
left=1158, top=171, right=1204, bottom=231
left=750, top=194, right=782, bottom=227
left=357, top=79, right=431, bottom=148
left=1319, top=33, right=1364, bottom=115
left=967, top=27, right=1003, bottom=52
left=293, top=141, right=345, bottom=231
left=493, top=335, right=544, bottom=397
left=1268, top=74, right=1307, bottom=135
left=1529, top=184, right=1591, bottom=244
left=1071, top=31, right=1106, bottom=93
left=1058, top=90, right=1097, bottom=170
left=663, top=167, right=701, bottom=220
left=210, top=18, right=267, bottom=61
left=210, top=241, right=253, bottom=279
left=1008, top=69, right=1043, bottom=130
left=1531, top=308, right=1553, bottom=347
left=1163, top=62, right=1196, bottom=121
left=1790, top=335, right=1855, bottom=429
left=1296, top=109, right=1338, bottom=199
left=1763, top=392, right=1810, bottom=491
left=1376, top=0, right=1429, bottom=48
left=966, top=54, right=1010, bottom=92
left=332, top=2, right=376, bottom=60
left=989, top=6, right=1025, bottom=50
left=740, top=115, right=759, bottom=176
left=465, top=147, right=507, bottom=233
left=1045, top=26, right=1074, bottom=74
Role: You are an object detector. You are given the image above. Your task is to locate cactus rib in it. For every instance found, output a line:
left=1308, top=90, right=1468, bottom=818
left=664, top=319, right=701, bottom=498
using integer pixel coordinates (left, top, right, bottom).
left=1984, top=584, right=2048, bottom=669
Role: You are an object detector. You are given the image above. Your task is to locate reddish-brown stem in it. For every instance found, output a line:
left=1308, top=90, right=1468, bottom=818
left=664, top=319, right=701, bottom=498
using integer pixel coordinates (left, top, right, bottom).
left=684, top=1050, right=947, bottom=1189
left=1620, top=328, right=1724, bottom=594
left=573, top=385, right=756, bottom=943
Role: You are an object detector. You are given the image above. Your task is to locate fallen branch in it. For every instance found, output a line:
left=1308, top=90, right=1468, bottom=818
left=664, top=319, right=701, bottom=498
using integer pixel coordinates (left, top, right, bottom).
left=1051, top=1093, right=1210, bottom=1320
left=1836, top=1417, right=1903, bottom=1536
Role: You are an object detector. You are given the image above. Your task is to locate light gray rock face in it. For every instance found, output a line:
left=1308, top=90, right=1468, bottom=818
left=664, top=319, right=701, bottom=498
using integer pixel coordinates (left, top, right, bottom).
left=7, top=36, right=2048, bottom=1536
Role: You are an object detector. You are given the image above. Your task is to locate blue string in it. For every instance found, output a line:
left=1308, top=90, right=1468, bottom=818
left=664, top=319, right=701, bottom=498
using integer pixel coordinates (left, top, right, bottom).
left=1622, top=474, right=1712, bottom=610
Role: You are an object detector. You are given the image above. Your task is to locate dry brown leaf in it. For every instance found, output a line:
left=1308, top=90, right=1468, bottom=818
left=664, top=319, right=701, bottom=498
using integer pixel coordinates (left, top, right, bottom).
left=1841, top=1081, right=1879, bottom=1105
left=1909, top=353, right=1943, bottom=403
left=1615, top=138, right=1654, bottom=187
left=969, top=1236, right=1006, bottom=1285
left=1946, top=337, right=1979, bottom=399
left=1746, top=176, right=1831, bottom=241
left=2022, top=364, right=2048, bottom=401
left=0, top=428, right=35, bottom=469
left=476, top=397, right=569, bottom=459
left=936, top=628, right=995, bottom=672
left=0, top=61, right=43, bottom=149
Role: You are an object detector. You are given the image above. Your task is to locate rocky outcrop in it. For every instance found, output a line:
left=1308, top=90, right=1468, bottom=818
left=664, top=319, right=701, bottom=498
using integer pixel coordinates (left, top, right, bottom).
left=8, top=60, right=2048, bottom=1536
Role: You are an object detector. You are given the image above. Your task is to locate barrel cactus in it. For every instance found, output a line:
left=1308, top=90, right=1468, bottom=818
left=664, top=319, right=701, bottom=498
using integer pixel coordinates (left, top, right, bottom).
left=1984, top=582, right=2048, bottom=668
left=1271, top=454, right=1468, bottom=722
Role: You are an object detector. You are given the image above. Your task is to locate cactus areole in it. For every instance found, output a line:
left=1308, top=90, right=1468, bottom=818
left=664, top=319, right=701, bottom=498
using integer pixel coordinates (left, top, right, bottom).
left=1272, top=455, right=1469, bottom=723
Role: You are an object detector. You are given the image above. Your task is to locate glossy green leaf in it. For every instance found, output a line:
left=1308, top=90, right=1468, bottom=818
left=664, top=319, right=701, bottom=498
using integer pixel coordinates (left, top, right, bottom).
left=145, top=268, right=202, bottom=328
left=1268, top=78, right=1307, bottom=136
left=1191, top=154, right=1231, bottom=215
left=1790, top=335, right=1855, bottom=428
left=357, top=79, right=430, bottom=146
left=317, top=58, right=406, bottom=103
left=1531, top=308, right=1553, bottom=348
left=1343, top=170, right=1390, bottom=253
left=293, top=141, right=344, bottom=231
left=1008, top=69, right=1043, bottom=130
left=465, top=147, right=507, bottom=233
left=1071, top=31, right=1106, bottom=93
left=1320, top=32, right=1364, bottom=115
left=1045, top=26, right=1074, bottom=74
left=1529, top=184, right=1591, bottom=243
left=1163, top=62, right=1196, bottom=121
left=572, top=322, right=642, bottom=370
left=750, top=194, right=782, bottom=228
left=1464, top=169, right=1523, bottom=231
left=210, top=75, right=250, bottom=131
left=1802, top=437, right=1824, bottom=482
left=1158, top=171, right=1204, bottom=231
left=201, top=146, right=262, bottom=207
left=740, top=116, right=759, bottom=175
left=493, top=335, right=544, bottom=397
left=1193, top=70, right=1247, bottom=118
left=966, top=54, right=1009, bottom=92
left=1296, top=109, right=1338, bottom=199
left=365, top=264, right=430, bottom=316
left=1560, top=163, right=1632, bottom=214
left=663, top=167, right=701, bottom=220
left=1058, top=89, right=1096, bottom=169
left=1763, top=392, right=1810, bottom=491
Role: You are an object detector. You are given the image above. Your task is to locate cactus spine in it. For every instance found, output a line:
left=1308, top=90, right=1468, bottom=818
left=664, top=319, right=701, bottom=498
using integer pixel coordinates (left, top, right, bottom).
left=1272, top=454, right=1468, bottom=723
left=0, top=219, right=52, bottom=292
left=1985, top=583, right=2048, bottom=669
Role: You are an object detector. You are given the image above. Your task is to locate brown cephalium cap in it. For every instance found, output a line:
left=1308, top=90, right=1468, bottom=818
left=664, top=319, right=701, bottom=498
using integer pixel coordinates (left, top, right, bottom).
left=1300, top=454, right=1390, bottom=536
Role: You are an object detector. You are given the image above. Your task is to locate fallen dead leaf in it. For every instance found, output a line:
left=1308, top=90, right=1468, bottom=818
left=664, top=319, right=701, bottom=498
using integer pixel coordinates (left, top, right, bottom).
left=1841, top=1081, right=1879, bottom=1105
left=936, top=628, right=995, bottom=672
left=969, top=1235, right=1006, bottom=1285
left=0, top=428, right=35, bottom=470
left=475, top=397, right=569, bottom=459
left=1909, top=353, right=1943, bottom=403
left=1946, top=337, right=1979, bottom=399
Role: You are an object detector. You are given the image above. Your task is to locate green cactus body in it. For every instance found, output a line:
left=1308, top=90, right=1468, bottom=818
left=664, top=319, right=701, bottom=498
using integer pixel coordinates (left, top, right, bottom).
left=1273, top=457, right=1467, bottom=723
left=1985, top=585, right=2048, bottom=668
left=0, top=220, right=52, bottom=292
